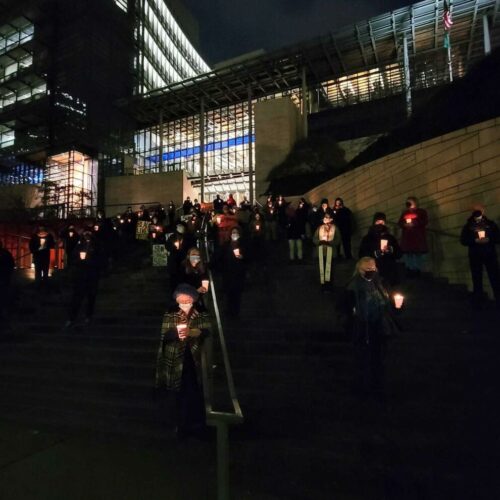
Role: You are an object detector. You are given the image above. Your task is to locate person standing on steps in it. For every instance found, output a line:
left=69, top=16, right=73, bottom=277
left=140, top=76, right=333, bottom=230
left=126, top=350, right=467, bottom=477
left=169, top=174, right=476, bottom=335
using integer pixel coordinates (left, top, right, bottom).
left=29, top=225, right=55, bottom=288
left=359, top=212, right=402, bottom=289
left=342, top=257, right=398, bottom=398
left=0, top=240, right=15, bottom=331
left=398, top=196, right=428, bottom=277
left=460, top=206, right=500, bottom=309
left=313, top=212, right=340, bottom=292
left=156, top=284, right=211, bottom=438
left=332, top=197, right=353, bottom=260
left=65, top=227, right=104, bottom=328
left=222, top=227, right=247, bottom=317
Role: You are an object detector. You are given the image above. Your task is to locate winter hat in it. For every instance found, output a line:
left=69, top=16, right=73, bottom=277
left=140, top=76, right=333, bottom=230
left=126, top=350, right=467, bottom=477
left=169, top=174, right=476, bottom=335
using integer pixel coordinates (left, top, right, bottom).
left=373, top=212, right=386, bottom=224
left=320, top=198, right=329, bottom=206
left=173, top=284, right=199, bottom=301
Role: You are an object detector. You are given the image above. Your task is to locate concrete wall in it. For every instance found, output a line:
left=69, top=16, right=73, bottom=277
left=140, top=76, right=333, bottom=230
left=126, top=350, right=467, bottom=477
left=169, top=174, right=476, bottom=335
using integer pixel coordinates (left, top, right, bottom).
left=305, top=117, right=500, bottom=296
left=104, top=170, right=196, bottom=215
left=254, top=97, right=303, bottom=202
left=0, top=184, right=41, bottom=210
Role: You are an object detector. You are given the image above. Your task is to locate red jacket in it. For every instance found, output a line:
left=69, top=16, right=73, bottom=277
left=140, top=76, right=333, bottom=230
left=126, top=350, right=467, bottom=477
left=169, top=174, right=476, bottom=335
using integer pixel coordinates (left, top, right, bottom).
left=398, top=208, right=428, bottom=253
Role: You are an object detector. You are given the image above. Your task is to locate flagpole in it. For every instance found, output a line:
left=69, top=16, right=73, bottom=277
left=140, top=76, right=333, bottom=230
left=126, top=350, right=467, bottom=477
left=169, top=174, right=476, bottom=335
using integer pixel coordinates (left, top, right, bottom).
left=447, top=41, right=453, bottom=82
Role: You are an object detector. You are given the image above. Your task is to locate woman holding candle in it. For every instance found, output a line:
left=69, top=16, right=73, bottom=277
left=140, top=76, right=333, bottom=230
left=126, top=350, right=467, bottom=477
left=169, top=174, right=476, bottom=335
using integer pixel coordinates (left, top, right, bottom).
left=313, top=212, right=341, bottom=291
left=177, top=247, right=210, bottom=311
left=156, top=284, right=211, bottom=438
left=460, top=207, right=500, bottom=308
left=398, top=196, right=429, bottom=277
left=342, top=257, right=399, bottom=397
left=359, top=212, right=402, bottom=288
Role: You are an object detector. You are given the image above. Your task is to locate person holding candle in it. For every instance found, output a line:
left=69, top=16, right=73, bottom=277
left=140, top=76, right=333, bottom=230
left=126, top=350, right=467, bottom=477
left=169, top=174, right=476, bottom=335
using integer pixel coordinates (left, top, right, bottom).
left=222, top=227, right=247, bottom=317
left=182, top=197, right=193, bottom=215
left=177, top=247, right=210, bottom=311
left=166, top=222, right=193, bottom=292
left=313, top=212, right=341, bottom=291
left=460, top=207, right=500, bottom=309
left=60, top=225, right=80, bottom=268
left=398, top=196, right=429, bottom=277
left=156, top=284, right=211, bottom=438
left=263, top=200, right=278, bottom=242
left=65, top=227, right=104, bottom=328
left=287, top=201, right=307, bottom=264
left=359, top=212, right=402, bottom=288
left=341, top=257, right=399, bottom=397
left=29, top=226, right=55, bottom=288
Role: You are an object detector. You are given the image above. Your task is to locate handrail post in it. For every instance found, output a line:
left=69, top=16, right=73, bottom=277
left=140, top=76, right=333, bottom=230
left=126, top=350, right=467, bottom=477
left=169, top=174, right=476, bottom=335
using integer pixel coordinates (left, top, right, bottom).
left=216, top=421, right=230, bottom=500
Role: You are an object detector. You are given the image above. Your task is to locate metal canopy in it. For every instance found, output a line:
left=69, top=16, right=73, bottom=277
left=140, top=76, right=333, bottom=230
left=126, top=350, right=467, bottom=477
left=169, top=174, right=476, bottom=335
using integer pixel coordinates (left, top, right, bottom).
left=127, top=0, right=500, bottom=127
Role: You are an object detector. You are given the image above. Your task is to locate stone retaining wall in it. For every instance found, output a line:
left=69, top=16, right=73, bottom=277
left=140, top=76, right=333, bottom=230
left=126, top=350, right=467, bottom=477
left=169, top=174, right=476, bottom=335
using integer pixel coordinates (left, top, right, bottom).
left=305, top=117, right=500, bottom=296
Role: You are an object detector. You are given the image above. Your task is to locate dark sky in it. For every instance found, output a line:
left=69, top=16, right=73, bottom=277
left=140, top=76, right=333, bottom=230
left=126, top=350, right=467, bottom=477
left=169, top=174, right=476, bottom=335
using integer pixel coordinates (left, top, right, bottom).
left=182, top=0, right=414, bottom=65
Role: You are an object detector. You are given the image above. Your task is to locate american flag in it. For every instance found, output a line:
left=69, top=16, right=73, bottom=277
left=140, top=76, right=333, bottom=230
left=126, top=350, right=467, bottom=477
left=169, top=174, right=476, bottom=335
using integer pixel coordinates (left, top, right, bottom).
left=443, top=1, right=453, bottom=31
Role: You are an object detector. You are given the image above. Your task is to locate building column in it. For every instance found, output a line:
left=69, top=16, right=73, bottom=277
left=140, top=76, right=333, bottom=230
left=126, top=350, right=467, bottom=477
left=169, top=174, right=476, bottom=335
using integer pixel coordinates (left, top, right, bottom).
left=403, top=33, right=412, bottom=118
left=159, top=110, right=164, bottom=173
left=301, top=66, right=308, bottom=138
left=248, top=87, right=254, bottom=204
left=483, top=15, right=491, bottom=55
left=200, top=98, right=205, bottom=203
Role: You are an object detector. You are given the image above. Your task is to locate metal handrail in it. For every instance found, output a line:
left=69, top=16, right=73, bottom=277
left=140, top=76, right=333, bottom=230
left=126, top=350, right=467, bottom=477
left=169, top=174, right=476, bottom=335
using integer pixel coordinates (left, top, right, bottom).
left=198, top=213, right=243, bottom=500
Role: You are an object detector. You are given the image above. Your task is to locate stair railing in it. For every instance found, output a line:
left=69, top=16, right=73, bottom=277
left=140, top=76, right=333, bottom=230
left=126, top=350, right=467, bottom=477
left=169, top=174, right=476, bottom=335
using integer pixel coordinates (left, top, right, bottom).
left=199, top=213, right=243, bottom=500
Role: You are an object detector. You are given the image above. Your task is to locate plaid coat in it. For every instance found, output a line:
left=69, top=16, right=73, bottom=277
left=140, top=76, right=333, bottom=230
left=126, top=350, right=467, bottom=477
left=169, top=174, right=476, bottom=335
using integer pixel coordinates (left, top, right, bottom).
left=155, top=308, right=211, bottom=391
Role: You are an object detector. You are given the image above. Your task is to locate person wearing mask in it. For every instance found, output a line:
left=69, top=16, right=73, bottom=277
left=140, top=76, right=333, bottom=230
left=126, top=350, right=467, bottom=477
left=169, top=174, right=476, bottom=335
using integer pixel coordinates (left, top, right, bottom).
left=177, top=247, right=210, bottom=311
left=460, top=207, right=500, bottom=309
left=0, top=240, right=15, bottom=330
left=342, top=257, right=399, bottom=397
left=359, top=212, right=402, bottom=289
left=65, top=227, right=104, bottom=328
left=317, top=198, right=334, bottom=222
left=313, top=212, right=341, bottom=291
left=165, top=222, right=193, bottom=292
left=156, top=284, right=211, bottom=438
left=182, top=197, right=193, bottom=216
left=149, top=215, right=165, bottom=244
left=222, top=227, right=247, bottom=317
left=398, top=196, right=428, bottom=277
left=29, top=226, right=55, bottom=287
left=332, top=197, right=353, bottom=260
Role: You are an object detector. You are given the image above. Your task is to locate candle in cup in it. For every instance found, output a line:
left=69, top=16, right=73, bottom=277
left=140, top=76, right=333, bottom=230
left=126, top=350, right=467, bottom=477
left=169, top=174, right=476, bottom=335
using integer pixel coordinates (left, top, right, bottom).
left=152, top=233, right=156, bottom=239
left=478, top=230, right=486, bottom=239
left=79, top=251, right=87, bottom=260
left=394, top=294, right=404, bottom=309
left=255, top=224, right=260, bottom=231
left=216, top=216, right=222, bottom=225
left=40, top=238, right=46, bottom=246
left=201, top=279, right=209, bottom=290
left=233, top=248, right=240, bottom=257
left=380, top=239, right=388, bottom=251
left=176, top=324, right=187, bottom=337
left=174, top=241, right=180, bottom=250
left=405, top=218, right=412, bottom=224
left=94, top=225, right=99, bottom=231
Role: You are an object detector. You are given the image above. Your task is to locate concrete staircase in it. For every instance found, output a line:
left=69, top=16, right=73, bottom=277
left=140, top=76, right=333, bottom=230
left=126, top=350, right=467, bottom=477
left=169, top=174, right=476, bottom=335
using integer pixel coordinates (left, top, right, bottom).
left=1, top=240, right=499, bottom=499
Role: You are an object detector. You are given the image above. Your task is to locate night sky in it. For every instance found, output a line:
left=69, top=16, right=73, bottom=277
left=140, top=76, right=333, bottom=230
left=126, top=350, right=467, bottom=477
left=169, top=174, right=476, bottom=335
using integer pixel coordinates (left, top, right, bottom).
left=182, top=0, right=415, bottom=65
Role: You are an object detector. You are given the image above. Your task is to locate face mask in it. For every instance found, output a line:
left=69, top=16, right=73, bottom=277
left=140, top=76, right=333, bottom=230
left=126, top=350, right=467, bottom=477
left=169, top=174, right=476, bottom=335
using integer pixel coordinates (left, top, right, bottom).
left=363, top=270, right=377, bottom=280
left=179, top=303, right=193, bottom=314
left=176, top=225, right=185, bottom=234
left=189, top=256, right=201, bottom=264
left=231, top=234, right=239, bottom=241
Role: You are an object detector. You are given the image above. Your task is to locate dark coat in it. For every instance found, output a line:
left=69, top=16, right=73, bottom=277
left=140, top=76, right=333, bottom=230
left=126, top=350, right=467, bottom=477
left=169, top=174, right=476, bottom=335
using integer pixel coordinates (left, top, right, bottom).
left=0, top=248, right=15, bottom=286
left=332, top=206, right=352, bottom=234
left=460, top=215, right=500, bottom=258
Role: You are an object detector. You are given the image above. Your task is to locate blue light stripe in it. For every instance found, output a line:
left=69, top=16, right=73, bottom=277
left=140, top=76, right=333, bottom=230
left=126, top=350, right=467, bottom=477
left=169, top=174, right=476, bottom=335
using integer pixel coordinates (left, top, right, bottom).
left=146, top=134, right=255, bottom=164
